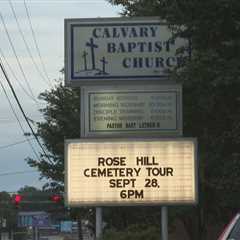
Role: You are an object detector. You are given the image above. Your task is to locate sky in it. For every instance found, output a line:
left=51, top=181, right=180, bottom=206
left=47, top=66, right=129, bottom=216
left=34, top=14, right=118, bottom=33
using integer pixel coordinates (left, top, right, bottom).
left=0, top=0, right=122, bottom=193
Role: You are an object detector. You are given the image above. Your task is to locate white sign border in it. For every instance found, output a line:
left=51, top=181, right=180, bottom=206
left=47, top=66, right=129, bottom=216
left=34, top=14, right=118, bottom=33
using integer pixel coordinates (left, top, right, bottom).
left=80, top=84, right=182, bottom=138
left=64, top=137, right=198, bottom=207
left=64, top=17, right=189, bottom=86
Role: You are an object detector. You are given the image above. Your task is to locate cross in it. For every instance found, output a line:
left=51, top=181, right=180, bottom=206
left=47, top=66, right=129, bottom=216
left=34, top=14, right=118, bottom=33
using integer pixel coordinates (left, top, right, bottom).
left=86, top=38, right=98, bottom=70
left=100, top=57, right=108, bottom=75
left=82, top=51, right=88, bottom=71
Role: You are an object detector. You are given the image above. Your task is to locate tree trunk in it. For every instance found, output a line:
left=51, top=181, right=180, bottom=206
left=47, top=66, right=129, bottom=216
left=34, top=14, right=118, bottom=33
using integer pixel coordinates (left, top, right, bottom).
left=182, top=214, right=198, bottom=240
left=182, top=206, right=206, bottom=240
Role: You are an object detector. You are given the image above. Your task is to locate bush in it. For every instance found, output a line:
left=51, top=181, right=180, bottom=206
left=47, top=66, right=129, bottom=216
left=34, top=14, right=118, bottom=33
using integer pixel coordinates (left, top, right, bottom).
left=101, top=224, right=160, bottom=240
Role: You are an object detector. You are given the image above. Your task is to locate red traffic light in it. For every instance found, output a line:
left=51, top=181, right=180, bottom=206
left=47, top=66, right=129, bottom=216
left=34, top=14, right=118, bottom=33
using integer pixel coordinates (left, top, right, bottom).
left=51, top=194, right=62, bottom=203
left=13, top=194, right=22, bottom=206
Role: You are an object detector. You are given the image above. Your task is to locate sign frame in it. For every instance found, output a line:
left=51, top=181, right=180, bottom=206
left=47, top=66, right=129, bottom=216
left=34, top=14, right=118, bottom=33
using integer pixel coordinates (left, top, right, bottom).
left=64, top=17, right=189, bottom=86
left=64, top=138, right=198, bottom=207
left=80, top=84, right=182, bottom=138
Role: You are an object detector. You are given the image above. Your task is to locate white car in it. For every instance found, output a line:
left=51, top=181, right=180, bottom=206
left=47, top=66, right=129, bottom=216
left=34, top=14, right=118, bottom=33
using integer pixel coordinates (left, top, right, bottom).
left=218, top=213, right=240, bottom=240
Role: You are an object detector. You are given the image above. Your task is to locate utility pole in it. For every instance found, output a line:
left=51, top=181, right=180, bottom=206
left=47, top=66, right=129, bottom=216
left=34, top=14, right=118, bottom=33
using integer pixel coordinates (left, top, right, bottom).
left=161, top=206, right=168, bottom=240
left=96, top=207, right=102, bottom=239
left=0, top=218, right=2, bottom=240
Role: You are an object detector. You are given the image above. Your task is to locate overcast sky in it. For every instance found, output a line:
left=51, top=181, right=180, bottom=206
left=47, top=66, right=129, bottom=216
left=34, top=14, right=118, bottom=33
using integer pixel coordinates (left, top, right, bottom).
left=0, top=0, right=121, bottom=192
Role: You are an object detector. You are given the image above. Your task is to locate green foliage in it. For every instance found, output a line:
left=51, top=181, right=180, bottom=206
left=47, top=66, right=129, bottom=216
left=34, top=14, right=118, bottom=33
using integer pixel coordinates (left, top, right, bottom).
left=15, top=186, right=64, bottom=212
left=103, top=206, right=161, bottom=231
left=26, top=81, right=80, bottom=190
left=26, top=1, right=240, bottom=238
left=107, top=0, right=240, bottom=239
left=101, top=224, right=160, bottom=240
left=0, top=191, right=17, bottom=230
left=25, top=82, right=85, bottom=240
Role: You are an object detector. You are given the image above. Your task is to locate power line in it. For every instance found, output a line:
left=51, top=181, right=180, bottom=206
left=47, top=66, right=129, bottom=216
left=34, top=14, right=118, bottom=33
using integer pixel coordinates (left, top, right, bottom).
left=0, top=11, right=38, bottom=103
left=0, top=58, right=54, bottom=166
left=0, top=63, right=40, bottom=160
left=0, top=138, right=35, bottom=150
left=0, top=47, right=41, bottom=101
left=19, top=1, right=110, bottom=2
left=0, top=170, right=37, bottom=177
left=0, top=117, right=42, bottom=124
left=24, top=0, right=52, bottom=85
left=8, top=0, right=52, bottom=88
left=0, top=113, right=44, bottom=124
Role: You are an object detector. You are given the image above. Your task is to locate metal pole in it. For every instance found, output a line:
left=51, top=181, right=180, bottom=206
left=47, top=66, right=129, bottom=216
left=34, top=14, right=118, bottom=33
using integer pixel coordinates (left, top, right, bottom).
left=161, top=206, right=168, bottom=240
left=96, top=207, right=102, bottom=239
left=34, top=227, right=36, bottom=240
left=0, top=219, right=2, bottom=240
left=35, top=227, right=38, bottom=240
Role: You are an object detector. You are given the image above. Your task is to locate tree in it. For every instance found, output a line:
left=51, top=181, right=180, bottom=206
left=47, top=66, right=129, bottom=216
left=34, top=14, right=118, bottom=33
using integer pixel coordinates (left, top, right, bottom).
left=0, top=192, right=18, bottom=240
left=26, top=81, right=90, bottom=240
left=107, top=1, right=240, bottom=239
left=27, top=82, right=81, bottom=190
left=16, top=186, right=62, bottom=212
left=27, top=1, right=240, bottom=239
left=101, top=224, right=160, bottom=240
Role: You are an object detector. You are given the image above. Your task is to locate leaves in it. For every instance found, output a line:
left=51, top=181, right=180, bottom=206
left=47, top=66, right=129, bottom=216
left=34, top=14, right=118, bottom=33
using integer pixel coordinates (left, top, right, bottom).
left=107, top=0, right=240, bottom=238
left=26, top=1, right=240, bottom=237
left=26, top=82, right=80, bottom=190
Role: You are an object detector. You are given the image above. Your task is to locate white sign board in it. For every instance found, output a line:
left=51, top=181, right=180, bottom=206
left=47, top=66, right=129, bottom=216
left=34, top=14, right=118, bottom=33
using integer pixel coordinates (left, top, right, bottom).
left=65, top=17, right=189, bottom=86
left=65, top=138, right=197, bottom=206
left=81, top=84, right=182, bottom=137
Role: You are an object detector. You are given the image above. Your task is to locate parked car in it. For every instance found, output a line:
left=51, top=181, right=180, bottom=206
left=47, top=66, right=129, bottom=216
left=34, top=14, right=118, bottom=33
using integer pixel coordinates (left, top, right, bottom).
left=218, top=213, right=240, bottom=240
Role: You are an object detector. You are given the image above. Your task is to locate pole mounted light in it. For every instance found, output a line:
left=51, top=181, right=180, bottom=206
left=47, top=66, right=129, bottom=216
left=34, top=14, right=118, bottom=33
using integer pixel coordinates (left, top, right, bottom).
left=12, top=194, right=22, bottom=208
left=50, top=194, right=62, bottom=203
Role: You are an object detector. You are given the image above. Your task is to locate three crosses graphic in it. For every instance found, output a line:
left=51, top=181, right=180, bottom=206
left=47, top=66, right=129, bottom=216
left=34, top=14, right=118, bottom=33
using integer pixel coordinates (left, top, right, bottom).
left=81, top=38, right=108, bottom=75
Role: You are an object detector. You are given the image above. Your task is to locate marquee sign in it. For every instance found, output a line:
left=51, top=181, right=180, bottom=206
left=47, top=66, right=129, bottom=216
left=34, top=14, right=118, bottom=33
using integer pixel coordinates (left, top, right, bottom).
left=64, top=17, right=189, bottom=86
left=81, top=84, right=182, bottom=137
left=65, top=138, right=197, bottom=206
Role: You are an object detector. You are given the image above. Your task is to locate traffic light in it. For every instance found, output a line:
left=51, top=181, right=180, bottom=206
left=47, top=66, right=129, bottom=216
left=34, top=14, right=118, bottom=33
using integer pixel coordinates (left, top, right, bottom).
left=50, top=194, right=62, bottom=203
left=12, top=194, right=22, bottom=208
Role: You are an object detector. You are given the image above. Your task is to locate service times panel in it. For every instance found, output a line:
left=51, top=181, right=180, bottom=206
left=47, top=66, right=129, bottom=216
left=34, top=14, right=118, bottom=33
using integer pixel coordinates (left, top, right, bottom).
left=81, top=84, right=182, bottom=137
left=65, top=138, right=197, bottom=206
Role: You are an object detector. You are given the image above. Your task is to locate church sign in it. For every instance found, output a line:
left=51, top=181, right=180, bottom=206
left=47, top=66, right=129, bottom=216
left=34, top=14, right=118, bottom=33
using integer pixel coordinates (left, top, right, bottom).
left=80, top=84, right=182, bottom=137
left=64, top=17, right=189, bottom=86
left=65, top=138, right=197, bottom=206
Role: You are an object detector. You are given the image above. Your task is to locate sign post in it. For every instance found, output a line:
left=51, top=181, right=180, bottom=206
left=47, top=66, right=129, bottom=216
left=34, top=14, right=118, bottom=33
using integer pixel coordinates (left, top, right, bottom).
left=96, top=207, right=102, bottom=239
left=161, top=206, right=168, bottom=240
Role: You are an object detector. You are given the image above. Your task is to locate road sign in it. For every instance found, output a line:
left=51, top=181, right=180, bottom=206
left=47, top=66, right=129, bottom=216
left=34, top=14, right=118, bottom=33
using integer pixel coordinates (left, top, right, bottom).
left=65, top=138, right=197, bottom=206
left=65, top=17, right=189, bottom=86
left=18, top=211, right=49, bottom=227
left=60, top=221, right=73, bottom=233
left=81, top=84, right=182, bottom=137
left=32, top=214, right=50, bottom=227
